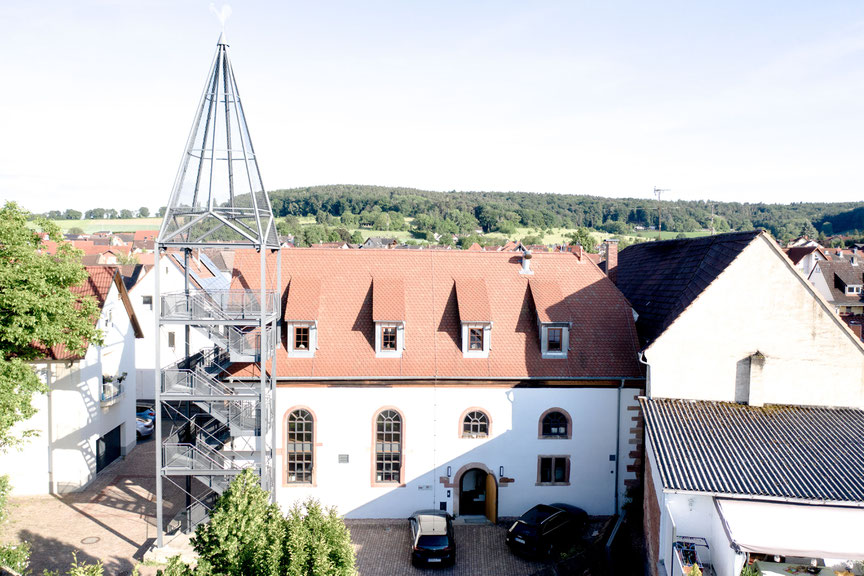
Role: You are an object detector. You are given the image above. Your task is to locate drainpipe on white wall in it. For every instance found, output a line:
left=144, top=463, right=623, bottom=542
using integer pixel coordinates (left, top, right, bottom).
left=614, top=378, right=624, bottom=514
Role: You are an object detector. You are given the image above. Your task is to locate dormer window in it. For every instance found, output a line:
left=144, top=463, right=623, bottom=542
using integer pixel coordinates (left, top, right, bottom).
left=455, top=278, right=492, bottom=359
left=529, top=279, right=571, bottom=359
left=547, top=328, right=562, bottom=352
left=469, top=328, right=484, bottom=350
left=284, top=277, right=321, bottom=359
left=294, top=326, right=310, bottom=350
left=381, top=326, right=397, bottom=350
left=373, top=278, right=406, bottom=358
left=374, top=322, right=404, bottom=357
left=540, top=324, right=569, bottom=358
left=846, top=285, right=862, bottom=295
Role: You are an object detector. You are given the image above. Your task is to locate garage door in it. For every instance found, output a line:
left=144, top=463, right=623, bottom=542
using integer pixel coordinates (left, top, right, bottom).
left=96, top=425, right=122, bottom=473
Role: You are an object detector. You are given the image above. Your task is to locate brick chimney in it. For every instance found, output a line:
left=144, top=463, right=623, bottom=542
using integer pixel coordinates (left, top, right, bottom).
left=604, top=239, right=619, bottom=283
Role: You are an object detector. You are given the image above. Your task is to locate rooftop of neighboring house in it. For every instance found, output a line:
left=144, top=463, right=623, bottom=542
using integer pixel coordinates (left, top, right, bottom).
left=229, top=249, right=643, bottom=381
left=640, top=397, right=864, bottom=505
left=35, top=266, right=143, bottom=361
left=361, top=237, right=397, bottom=248
left=810, top=255, right=864, bottom=306
left=616, top=230, right=762, bottom=349
left=783, top=244, right=828, bottom=266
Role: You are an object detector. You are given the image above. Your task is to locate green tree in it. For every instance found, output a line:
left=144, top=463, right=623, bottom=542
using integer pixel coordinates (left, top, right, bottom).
left=0, top=476, right=30, bottom=573
left=349, top=231, right=363, bottom=244
left=138, top=207, right=150, bottom=218
left=119, top=209, right=134, bottom=219
left=565, top=227, right=597, bottom=252
left=67, top=227, right=85, bottom=235
left=156, top=206, right=167, bottom=218
left=191, top=469, right=284, bottom=576
left=116, top=252, right=140, bottom=266
left=0, top=202, right=102, bottom=449
left=63, top=209, right=82, bottom=220
left=372, top=213, right=390, bottom=231
left=283, top=498, right=356, bottom=576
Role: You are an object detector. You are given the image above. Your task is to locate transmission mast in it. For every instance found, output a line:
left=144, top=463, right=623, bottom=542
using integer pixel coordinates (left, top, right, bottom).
left=653, top=187, right=670, bottom=241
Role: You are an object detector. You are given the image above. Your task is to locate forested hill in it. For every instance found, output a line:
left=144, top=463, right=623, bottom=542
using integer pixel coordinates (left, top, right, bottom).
left=269, top=184, right=864, bottom=241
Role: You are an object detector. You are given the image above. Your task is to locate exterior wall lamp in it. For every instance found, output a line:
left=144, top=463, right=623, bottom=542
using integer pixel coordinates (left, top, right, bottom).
left=499, top=466, right=504, bottom=478
left=446, top=466, right=451, bottom=477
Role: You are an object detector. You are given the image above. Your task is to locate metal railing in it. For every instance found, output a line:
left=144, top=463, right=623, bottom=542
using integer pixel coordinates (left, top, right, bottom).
left=161, top=289, right=278, bottom=321
left=162, top=367, right=258, bottom=397
left=100, top=381, right=124, bottom=405
left=163, top=442, right=245, bottom=473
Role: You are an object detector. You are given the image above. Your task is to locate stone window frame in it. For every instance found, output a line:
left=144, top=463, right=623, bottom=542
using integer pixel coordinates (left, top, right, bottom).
left=538, top=407, right=572, bottom=440
left=283, top=406, right=317, bottom=487
left=372, top=407, right=406, bottom=487
left=459, top=407, right=491, bottom=439
left=536, top=455, right=571, bottom=486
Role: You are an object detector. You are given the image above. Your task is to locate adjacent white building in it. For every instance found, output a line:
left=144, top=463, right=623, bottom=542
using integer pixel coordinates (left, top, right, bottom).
left=1, top=267, right=143, bottom=495
left=616, top=231, right=864, bottom=576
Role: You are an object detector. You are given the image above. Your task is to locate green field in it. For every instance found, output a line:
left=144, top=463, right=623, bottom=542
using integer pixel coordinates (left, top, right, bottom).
left=33, top=216, right=711, bottom=248
left=631, top=229, right=711, bottom=240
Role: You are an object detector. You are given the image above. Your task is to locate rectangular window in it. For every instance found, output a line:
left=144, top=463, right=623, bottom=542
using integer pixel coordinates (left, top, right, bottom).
left=381, top=326, right=397, bottom=351
left=469, top=328, right=484, bottom=351
left=168, top=331, right=175, bottom=349
left=538, top=456, right=569, bottom=484
left=547, top=328, right=563, bottom=352
left=294, top=326, right=310, bottom=350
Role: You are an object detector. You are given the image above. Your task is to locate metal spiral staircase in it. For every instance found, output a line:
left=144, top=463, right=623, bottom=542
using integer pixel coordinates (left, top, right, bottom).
left=154, top=33, right=282, bottom=548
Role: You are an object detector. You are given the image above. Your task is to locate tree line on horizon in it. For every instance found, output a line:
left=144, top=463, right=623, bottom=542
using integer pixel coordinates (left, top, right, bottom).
left=37, top=184, right=864, bottom=244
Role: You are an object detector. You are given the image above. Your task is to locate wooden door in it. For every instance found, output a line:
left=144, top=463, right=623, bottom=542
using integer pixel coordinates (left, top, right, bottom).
left=484, top=473, right=497, bottom=523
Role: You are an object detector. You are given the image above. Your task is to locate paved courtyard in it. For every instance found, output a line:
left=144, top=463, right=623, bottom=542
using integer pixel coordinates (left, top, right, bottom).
left=0, top=438, right=166, bottom=576
left=348, top=519, right=547, bottom=576
left=1, top=438, right=552, bottom=576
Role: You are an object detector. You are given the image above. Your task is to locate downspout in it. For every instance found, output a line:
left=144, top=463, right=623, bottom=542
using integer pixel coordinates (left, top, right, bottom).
left=615, top=378, right=623, bottom=514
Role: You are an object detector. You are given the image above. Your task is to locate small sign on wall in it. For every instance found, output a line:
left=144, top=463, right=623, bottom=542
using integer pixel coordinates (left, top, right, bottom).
left=338, top=454, right=349, bottom=464
left=418, top=485, right=432, bottom=491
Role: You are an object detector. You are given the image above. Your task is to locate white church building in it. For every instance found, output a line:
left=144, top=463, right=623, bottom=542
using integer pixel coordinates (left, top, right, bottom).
left=226, top=247, right=646, bottom=521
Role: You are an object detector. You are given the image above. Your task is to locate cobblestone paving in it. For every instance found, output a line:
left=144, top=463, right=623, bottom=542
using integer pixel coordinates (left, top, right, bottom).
left=347, top=519, right=548, bottom=576
left=0, top=438, right=169, bottom=576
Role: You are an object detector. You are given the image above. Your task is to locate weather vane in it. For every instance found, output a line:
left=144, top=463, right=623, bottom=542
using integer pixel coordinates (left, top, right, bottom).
left=209, top=3, right=232, bottom=32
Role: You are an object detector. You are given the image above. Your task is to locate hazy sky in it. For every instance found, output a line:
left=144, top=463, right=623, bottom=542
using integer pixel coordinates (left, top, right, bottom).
left=2, top=1, right=863, bottom=214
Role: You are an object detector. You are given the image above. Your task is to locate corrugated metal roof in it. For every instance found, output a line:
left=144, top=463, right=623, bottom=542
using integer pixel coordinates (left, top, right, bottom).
left=641, top=397, right=864, bottom=504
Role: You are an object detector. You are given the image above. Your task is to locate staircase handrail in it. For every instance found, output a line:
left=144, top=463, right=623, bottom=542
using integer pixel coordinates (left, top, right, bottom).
left=161, top=289, right=277, bottom=321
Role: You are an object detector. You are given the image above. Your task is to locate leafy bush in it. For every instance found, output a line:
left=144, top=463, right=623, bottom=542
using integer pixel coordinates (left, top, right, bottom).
left=163, top=470, right=356, bottom=576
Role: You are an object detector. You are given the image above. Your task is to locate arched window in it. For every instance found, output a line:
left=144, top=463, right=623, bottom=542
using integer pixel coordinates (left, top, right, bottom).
left=462, top=410, right=489, bottom=438
left=375, top=409, right=402, bottom=483
left=541, top=411, right=569, bottom=438
left=286, top=409, right=314, bottom=484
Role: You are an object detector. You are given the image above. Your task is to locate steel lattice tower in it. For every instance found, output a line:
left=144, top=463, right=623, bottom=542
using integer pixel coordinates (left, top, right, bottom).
left=154, top=33, right=281, bottom=547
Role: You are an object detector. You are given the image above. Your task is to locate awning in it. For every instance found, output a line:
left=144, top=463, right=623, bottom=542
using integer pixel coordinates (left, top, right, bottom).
left=716, top=499, right=864, bottom=560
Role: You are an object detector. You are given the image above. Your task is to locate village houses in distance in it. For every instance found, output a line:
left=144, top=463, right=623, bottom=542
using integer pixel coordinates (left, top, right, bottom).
left=2, top=34, right=863, bottom=576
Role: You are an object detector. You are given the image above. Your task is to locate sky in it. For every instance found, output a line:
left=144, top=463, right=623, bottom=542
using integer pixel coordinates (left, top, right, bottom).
left=1, top=0, right=863, bottom=214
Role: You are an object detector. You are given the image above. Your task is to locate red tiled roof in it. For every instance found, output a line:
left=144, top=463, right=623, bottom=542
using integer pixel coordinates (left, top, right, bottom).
left=285, top=277, right=321, bottom=321
left=529, top=279, right=566, bottom=323
left=37, top=266, right=116, bottom=361
left=133, top=230, right=159, bottom=242
left=230, top=250, right=643, bottom=380
left=455, top=278, right=491, bottom=323
left=372, top=277, right=406, bottom=322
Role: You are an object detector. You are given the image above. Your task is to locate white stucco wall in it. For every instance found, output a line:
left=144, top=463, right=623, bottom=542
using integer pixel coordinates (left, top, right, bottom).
left=665, top=493, right=741, bottom=576
left=647, top=237, right=864, bottom=407
left=1, top=281, right=138, bottom=495
left=273, top=385, right=639, bottom=518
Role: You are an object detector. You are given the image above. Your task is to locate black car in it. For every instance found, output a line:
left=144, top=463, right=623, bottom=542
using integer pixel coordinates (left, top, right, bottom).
left=505, top=503, right=587, bottom=558
left=409, top=509, right=456, bottom=567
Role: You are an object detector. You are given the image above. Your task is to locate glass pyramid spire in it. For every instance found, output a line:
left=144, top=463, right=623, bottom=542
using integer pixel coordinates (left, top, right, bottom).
left=158, top=34, right=279, bottom=249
